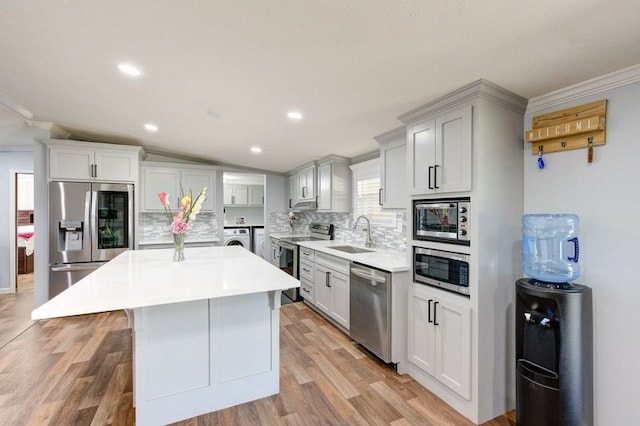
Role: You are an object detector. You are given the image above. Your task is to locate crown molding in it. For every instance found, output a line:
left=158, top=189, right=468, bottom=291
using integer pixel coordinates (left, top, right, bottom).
left=526, top=63, right=640, bottom=114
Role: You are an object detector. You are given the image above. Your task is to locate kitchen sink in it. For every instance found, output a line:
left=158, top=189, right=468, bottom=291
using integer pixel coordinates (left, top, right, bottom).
left=328, top=245, right=374, bottom=254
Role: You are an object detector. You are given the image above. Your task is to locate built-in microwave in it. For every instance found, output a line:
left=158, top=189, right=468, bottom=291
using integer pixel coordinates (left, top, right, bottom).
left=414, top=247, right=470, bottom=296
left=413, top=198, right=470, bottom=245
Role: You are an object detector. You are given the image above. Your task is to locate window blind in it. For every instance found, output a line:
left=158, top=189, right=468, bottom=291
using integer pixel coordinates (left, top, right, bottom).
left=351, top=159, right=397, bottom=228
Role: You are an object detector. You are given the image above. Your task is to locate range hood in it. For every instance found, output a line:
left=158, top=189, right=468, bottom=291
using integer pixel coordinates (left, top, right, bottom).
left=291, top=198, right=317, bottom=210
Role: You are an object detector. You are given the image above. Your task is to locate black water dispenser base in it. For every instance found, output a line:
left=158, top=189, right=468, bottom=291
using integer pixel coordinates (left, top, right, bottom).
left=515, top=278, right=593, bottom=426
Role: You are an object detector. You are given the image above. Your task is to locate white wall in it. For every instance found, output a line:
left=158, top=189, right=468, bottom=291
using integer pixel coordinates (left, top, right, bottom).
left=523, top=68, right=640, bottom=424
left=0, top=111, right=42, bottom=291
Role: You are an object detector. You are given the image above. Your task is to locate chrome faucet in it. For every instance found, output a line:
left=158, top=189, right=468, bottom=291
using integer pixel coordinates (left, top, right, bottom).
left=353, top=215, right=374, bottom=248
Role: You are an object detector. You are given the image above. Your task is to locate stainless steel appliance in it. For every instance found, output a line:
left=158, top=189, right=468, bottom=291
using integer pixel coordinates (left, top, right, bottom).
left=350, top=263, right=392, bottom=363
left=414, top=198, right=470, bottom=245
left=278, top=222, right=334, bottom=301
left=48, top=181, right=134, bottom=298
left=414, top=247, right=470, bottom=296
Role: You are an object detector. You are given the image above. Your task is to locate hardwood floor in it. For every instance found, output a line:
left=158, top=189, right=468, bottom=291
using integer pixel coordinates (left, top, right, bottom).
left=0, top=273, right=35, bottom=350
left=0, top=298, right=516, bottom=425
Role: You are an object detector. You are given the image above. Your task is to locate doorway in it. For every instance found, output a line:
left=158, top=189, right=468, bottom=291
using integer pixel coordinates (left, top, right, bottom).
left=11, top=171, right=35, bottom=294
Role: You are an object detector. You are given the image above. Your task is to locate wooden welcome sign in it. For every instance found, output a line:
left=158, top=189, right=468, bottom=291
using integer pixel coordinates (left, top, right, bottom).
left=526, top=99, right=607, bottom=156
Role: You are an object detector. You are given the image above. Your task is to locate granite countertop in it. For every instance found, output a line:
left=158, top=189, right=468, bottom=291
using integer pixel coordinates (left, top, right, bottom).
left=297, top=240, right=409, bottom=273
left=32, top=246, right=299, bottom=320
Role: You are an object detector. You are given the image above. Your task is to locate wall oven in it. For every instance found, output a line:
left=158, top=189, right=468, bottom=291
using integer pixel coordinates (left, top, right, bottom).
left=414, top=247, right=470, bottom=296
left=413, top=197, right=470, bottom=245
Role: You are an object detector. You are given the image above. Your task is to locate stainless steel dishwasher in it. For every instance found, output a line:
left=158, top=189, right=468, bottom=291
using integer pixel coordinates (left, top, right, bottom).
left=350, top=262, right=392, bottom=363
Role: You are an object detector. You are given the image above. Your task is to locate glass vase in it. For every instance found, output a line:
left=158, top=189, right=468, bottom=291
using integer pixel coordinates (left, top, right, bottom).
left=173, top=233, right=185, bottom=262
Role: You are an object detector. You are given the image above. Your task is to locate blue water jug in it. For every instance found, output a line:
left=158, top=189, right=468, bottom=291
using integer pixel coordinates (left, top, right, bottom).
left=522, top=214, right=580, bottom=283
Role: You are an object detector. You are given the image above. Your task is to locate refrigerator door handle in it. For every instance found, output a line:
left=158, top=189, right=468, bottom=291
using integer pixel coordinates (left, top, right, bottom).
left=50, top=263, right=103, bottom=272
left=90, top=189, right=98, bottom=257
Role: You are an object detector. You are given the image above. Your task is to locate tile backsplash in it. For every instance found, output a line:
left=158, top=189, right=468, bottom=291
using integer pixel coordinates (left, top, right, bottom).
left=269, top=210, right=407, bottom=251
left=139, top=212, right=218, bottom=241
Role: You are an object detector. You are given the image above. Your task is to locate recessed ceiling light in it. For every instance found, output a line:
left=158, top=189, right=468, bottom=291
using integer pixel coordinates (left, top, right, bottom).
left=144, top=123, right=158, bottom=132
left=250, top=146, right=262, bottom=154
left=287, top=111, right=303, bottom=120
left=118, top=63, right=142, bottom=77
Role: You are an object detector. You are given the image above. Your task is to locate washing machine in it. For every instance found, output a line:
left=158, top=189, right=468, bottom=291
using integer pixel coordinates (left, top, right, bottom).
left=252, top=227, right=265, bottom=259
left=223, top=227, right=251, bottom=248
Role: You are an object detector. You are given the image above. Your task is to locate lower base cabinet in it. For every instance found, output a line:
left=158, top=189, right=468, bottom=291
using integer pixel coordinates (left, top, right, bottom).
left=311, top=252, right=350, bottom=330
left=408, top=284, right=471, bottom=400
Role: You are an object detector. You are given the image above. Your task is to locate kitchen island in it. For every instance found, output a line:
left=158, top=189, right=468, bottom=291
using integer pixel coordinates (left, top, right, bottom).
left=32, top=246, right=299, bottom=425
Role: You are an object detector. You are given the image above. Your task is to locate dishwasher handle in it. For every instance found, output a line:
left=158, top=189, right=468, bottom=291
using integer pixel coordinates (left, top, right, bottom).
left=351, top=267, right=387, bottom=284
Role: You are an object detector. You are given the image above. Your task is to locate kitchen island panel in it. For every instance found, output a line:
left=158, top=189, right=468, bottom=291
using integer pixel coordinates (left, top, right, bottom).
left=133, top=291, right=281, bottom=425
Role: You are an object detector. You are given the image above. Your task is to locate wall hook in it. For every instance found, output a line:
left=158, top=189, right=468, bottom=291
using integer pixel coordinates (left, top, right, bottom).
left=561, top=141, right=567, bottom=148
left=587, top=137, right=594, bottom=163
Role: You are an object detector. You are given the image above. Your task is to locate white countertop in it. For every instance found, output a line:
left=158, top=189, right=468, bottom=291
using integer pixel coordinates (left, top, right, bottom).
left=138, top=236, right=220, bottom=246
left=297, top=240, right=409, bottom=273
left=32, top=246, right=299, bottom=320
left=269, top=232, right=310, bottom=240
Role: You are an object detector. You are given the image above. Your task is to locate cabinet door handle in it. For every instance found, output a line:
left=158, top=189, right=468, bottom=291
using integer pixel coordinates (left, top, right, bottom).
left=428, top=166, right=434, bottom=189
left=325, top=271, right=331, bottom=287
left=433, top=301, right=439, bottom=326
left=289, top=198, right=292, bottom=208
left=302, top=186, right=307, bottom=198
left=378, top=188, right=383, bottom=205
left=428, top=299, right=433, bottom=323
left=433, top=164, right=440, bottom=189
left=232, top=195, right=235, bottom=204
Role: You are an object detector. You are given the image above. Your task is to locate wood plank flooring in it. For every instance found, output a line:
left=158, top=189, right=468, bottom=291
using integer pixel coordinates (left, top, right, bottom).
left=0, top=298, right=516, bottom=425
left=0, top=273, right=35, bottom=350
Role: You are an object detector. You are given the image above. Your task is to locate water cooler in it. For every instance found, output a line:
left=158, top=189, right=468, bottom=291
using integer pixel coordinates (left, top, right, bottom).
left=515, top=278, right=593, bottom=426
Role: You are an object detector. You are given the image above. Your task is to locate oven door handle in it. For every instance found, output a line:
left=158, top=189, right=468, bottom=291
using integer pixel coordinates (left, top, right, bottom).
left=415, top=203, right=454, bottom=209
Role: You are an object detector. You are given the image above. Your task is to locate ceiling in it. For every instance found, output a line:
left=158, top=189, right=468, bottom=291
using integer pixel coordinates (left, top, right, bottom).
left=1, top=1, right=639, bottom=173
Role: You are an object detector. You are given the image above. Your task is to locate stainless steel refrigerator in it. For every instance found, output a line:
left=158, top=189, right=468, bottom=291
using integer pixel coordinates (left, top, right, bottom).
left=48, top=181, right=134, bottom=298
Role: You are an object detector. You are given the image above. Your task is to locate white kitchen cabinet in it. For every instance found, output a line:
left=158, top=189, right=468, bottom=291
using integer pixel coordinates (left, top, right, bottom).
left=47, top=140, right=141, bottom=182
left=141, top=162, right=216, bottom=212
left=142, top=167, right=180, bottom=211
left=297, top=164, right=316, bottom=202
left=248, top=185, right=264, bottom=206
left=269, top=237, right=281, bottom=268
left=317, top=155, right=351, bottom=212
left=288, top=163, right=316, bottom=207
left=400, top=80, right=528, bottom=423
left=181, top=169, right=215, bottom=211
left=224, top=184, right=249, bottom=206
left=286, top=174, right=297, bottom=209
left=299, top=247, right=315, bottom=303
left=313, top=252, right=350, bottom=330
left=408, top=284, right=471, bottom=400
left=375, top=127, right=407, bottom=209
left=299, top=252, right=315, bottom=303
left=406, top=106, right=472, bottom=195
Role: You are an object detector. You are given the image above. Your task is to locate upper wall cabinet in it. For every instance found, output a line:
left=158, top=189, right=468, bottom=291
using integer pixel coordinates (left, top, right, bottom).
left=405, top=106, right=472, bottom=195
left=224, top=184, right=248, bottom=206
left=317, top=155, right=351, bottom=212
left=223, top=184, right=263, bottom=206
left=249, top=185, right=264, bottom=206
left=141, top=162, right=216, bottom=212
left=375, top=127, right=407, bottom=209
left=296, top=163, right=316, bottom=203
left=287, top=162, right=317, bottom=208
left=47, top=140, right=143, bottom=183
